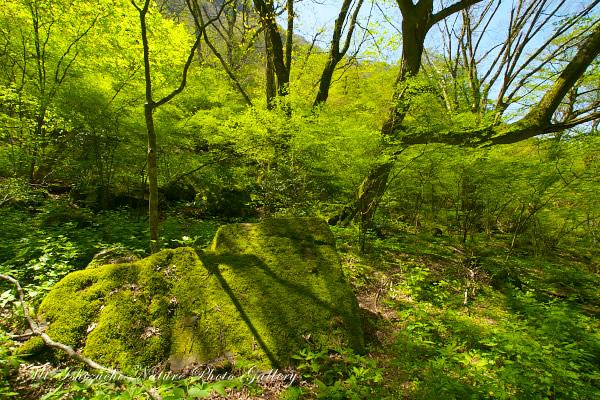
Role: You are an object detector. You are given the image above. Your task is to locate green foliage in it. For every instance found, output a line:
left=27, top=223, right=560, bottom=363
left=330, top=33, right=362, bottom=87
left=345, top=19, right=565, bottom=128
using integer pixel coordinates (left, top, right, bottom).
left=393, top=293, right=600, bottom=400
left=34, top=371, right=242, bottom=400
left=290, top=347, right=384, bottom=399
left=381, top=136, right=600, bottom=252
left=0, top=331, right=24, bottom=397
left=161, top=214, right=220, bottom=249
left=0, top=1, right=599, bottom=398
left=400, top=315, right=582, bottom=398
left=0, top=201, right=222, bottom=315
left=340, top=224, right=600, bottom=400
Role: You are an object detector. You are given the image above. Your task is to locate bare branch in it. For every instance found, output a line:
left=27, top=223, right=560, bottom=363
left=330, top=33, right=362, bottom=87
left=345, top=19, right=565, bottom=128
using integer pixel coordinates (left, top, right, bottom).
left=187, top=0, right=253, bottom=107
left=154, top=0, right=234, bottom=108
left=503, top=2, right=600, bottom=107
left=429, top=0, right=485, bottom=28
left=524, top=23, right=600, bottom=125
left=395, top=23, right=600, bottom=148
left=541, top=111, right=600, bottom=135
left=54, top=13, right=100, bottom=84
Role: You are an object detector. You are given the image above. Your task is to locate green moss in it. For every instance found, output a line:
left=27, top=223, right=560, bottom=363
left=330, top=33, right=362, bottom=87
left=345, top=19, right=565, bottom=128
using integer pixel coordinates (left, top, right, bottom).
left=39, top=263, right=139, bottom=353
left=38, top=218, right=363, bottom=371
left=210, top=217, right=336, bottom=253
left=17, top=336, right=46, bottom=357
left=84, top=289, right=169, bottom=367
left=87, top=246, right=139, bottom=269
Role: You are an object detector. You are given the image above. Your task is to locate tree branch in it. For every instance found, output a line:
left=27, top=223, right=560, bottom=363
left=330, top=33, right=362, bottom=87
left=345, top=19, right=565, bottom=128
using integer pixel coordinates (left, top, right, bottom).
left=524, top=22, right=600, bottom=125
left=54, top=13, right=100, bottom=85
left=313, top=0, right=365, bottom=106
left=401, top=19, right=600, bottom=147
left=154, top=0, right=234, bottom=108
left=429, top=0, right=485, bottom=28
left=187, top=0, right=253, bottom=107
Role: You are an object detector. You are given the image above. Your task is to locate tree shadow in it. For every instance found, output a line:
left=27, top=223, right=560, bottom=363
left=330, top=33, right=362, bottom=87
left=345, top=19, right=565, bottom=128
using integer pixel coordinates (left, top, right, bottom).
left=193, top=219, right=364, bottom=367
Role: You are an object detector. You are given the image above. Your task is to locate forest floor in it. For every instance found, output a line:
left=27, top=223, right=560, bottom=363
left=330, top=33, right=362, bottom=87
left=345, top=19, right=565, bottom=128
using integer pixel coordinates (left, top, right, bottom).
left=1, top=200, right=599, bottom=399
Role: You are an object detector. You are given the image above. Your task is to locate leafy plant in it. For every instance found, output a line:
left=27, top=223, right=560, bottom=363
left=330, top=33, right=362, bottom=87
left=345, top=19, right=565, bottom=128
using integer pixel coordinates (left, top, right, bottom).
left=29, top=367, right=243, bottom=400
left=290, top=347, right=383, bottom=399
left=0, top=331, right=24, bottom=397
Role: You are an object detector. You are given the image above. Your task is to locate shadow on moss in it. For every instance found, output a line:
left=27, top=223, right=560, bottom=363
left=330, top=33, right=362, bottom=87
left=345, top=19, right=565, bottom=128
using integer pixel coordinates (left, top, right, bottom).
left=29, top=218, right=364, bottom=372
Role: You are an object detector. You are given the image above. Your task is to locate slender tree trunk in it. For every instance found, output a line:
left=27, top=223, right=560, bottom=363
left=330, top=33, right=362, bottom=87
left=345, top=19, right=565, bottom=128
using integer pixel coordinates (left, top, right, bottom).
left=136, top=0, right=161, bottom=253
left=135, top=0, right=227, bottom=251
left=265, top=31, right=276, bottom=110
left=144, top=102, right=160, bottom=253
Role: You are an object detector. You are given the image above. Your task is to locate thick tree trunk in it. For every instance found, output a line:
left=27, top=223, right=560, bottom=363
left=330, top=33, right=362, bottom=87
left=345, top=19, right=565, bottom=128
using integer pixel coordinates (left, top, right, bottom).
left=313, top=58, right=340, bottom=107
left=338, top=2, right=431, bottom=226
left=312, top=0, right=363, bottom=107
left=253, top=0, right=289, bottom=96
left=351, top=162, right=393, bottom=225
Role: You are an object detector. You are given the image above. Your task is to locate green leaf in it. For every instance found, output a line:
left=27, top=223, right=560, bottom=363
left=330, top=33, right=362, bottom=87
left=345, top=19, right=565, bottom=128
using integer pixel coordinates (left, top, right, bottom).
left=187, top=386, right=211, bottom=398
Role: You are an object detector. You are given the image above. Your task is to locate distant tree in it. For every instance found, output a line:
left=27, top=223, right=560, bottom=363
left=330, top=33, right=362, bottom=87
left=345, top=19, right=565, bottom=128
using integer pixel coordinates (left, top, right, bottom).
left=251, top=0, right=366, bottom=109
left=186, top=0, right=256, bottom=106
left=0, top=0, right=102, bottom=182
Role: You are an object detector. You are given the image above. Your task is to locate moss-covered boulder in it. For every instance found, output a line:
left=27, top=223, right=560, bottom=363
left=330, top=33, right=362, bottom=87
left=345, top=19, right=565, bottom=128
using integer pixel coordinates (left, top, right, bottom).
left=36, top=217, right=363, bottom=371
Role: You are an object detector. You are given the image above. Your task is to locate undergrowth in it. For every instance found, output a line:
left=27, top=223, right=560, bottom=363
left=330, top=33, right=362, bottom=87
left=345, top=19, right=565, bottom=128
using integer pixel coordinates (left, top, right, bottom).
left=1, top=198, right=599, bottom=399
left=333, top=224, right=600, bottom=400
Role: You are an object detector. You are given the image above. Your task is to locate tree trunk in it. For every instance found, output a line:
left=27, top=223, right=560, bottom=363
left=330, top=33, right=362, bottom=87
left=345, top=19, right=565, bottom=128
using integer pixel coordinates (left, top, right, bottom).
left=145, top=102, right=160, bottom=253
left=337, top=162, right=393, bottom=226
left=334, top=2, right=600, bottom=228
left=265, top=31, right=277, bottom=110
left=313, top=58, right=340, bottom=107
left=339, top=2, right=431, bottom=226
left=312, top=0, right=363, bottom=107
left=253, top=0, right=289, bottom=96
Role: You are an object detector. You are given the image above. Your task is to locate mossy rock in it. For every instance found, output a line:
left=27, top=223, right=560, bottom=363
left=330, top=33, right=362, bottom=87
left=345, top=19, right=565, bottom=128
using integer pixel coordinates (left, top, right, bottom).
left=17, top=336, right=46, bottom=357
left=37, top=217, right=363, bottom=371
left=39, top=210, right=93, bottom=228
